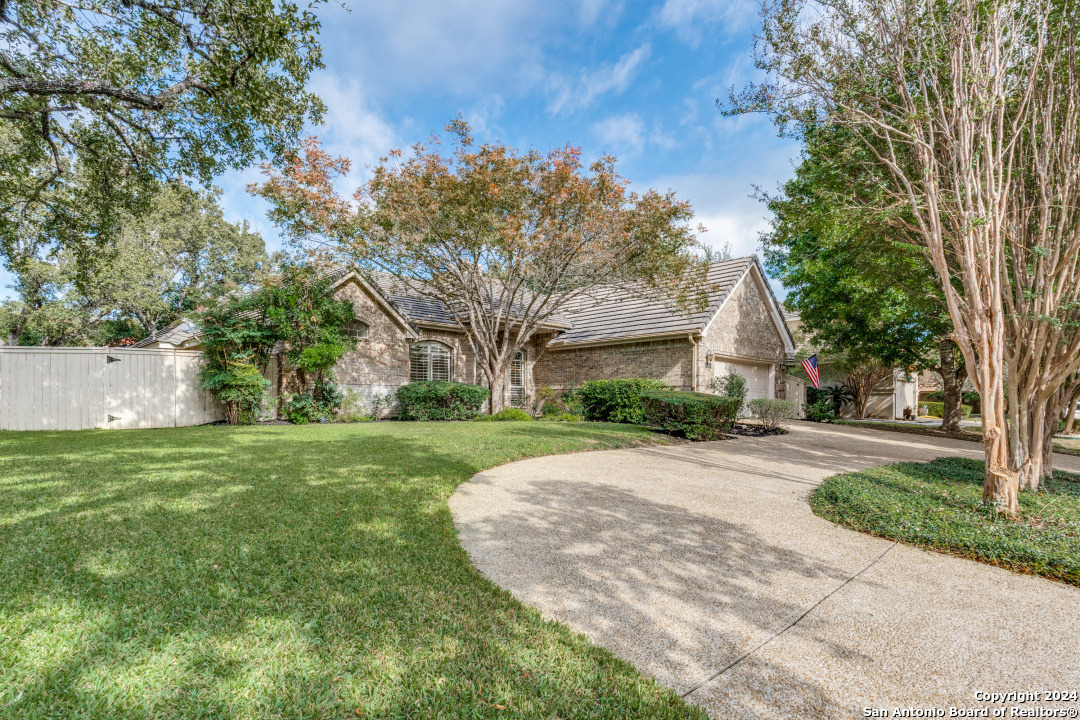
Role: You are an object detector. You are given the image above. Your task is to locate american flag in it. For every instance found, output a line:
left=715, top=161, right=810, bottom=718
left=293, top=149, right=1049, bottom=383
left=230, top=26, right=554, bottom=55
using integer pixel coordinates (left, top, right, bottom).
left=801, top=354, right=821, bottom=389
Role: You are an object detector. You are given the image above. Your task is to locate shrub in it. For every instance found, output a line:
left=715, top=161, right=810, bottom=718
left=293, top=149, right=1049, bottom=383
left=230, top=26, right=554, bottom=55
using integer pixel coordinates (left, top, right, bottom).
left=708, top=368, right=748, bottom=412
left=577, top=378, right=666, bottom=423
left=804, top=399, right=836, bottom=423
left=640, top=390, right=741, bottom=440
left=369, top=392, right=395, bottom=420
left=201, top=358, right=270, bottom=425
left=396, top=381, right=490, bottom=421
left=561, top=387, right=586, bottom=417
left=282, top=379, right=345, bottom=424
left=474, top=407, right=533, bottom=422
left=820, top=384, right=854, bottom=414
left=925, top=390, right=981, bottom=414
left=747, top=398, right=796, bottom=433
left=538, top=386, right=564, bottom=417
left=550, top=412, right=583, bottom=422
left=923, top=401, right=972, bottom=419
left=335, top=389, right=374, bottom=423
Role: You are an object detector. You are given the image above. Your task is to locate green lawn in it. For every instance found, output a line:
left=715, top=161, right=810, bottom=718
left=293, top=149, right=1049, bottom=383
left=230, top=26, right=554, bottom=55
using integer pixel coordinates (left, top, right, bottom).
left=811, top=457, right=1080, bottom=585
left=0, top=422, right=705, bottom=720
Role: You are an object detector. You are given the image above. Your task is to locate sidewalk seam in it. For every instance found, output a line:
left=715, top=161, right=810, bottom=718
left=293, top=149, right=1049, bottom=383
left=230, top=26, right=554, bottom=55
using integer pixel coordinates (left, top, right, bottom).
left=680, top=540, right=898, bottom=699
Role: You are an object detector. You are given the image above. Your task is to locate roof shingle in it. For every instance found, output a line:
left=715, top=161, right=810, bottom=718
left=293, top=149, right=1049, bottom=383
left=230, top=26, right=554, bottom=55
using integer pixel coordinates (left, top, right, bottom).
left=546, top=256, right=757, bottom=347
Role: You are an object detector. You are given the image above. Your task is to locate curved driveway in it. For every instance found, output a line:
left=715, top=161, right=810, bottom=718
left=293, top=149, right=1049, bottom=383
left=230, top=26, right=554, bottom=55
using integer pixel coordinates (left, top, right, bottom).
left=449, top=423, right=1080, bottom=719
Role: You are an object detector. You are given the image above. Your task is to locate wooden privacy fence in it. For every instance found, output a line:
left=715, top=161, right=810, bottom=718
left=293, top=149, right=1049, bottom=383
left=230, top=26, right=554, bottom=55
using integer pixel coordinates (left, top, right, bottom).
left=0, top=347, right=223, bottom=431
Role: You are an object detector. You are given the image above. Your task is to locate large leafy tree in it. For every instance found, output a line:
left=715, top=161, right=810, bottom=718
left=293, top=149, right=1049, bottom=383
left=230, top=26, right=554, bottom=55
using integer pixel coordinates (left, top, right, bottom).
left=0, top=0, right=325, bottom=271
left=253, top=121, right=710, bottom=413
left=96, top=183, right=267, bottom=336
left=762, top=124, right=960, bottom=425
left=3, top=181, right=267, bottom=344
left=731, top=0, right=1080, bottom=513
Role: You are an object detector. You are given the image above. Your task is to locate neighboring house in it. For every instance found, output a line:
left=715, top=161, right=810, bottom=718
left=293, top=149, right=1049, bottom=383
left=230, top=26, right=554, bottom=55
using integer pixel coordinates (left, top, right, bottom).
left=132, top=320, right=202, bottom=350
left=142, top=256, right=798, bottom=412
left=785, top=312, right=919, bottom=420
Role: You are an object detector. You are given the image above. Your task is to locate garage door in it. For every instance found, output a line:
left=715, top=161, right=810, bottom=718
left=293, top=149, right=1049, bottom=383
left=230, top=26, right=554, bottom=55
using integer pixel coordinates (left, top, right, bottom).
left=713, top=360, right=772, bottom=400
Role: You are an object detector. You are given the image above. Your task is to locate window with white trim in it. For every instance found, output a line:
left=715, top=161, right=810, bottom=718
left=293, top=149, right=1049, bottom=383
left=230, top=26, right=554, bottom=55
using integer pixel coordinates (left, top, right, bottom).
left=509, top=350, right=526, bottom=406
left=410, top=341, right=452, bottom=382
left=343, top=320, right=369, bottom=339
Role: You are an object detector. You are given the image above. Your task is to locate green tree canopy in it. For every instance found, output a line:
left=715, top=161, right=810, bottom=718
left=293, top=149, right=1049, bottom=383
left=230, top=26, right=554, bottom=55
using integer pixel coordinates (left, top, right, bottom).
left=4, top=181, right=267, bottom=345
left=0, top=0, right=325, bottom=270
left=762, top=124, right=946, bottom=375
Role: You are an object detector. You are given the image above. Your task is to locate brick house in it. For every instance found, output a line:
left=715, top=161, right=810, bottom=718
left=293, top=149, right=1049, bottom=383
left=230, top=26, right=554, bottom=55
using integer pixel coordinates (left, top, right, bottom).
left=140, top=255, right=798, bottom=412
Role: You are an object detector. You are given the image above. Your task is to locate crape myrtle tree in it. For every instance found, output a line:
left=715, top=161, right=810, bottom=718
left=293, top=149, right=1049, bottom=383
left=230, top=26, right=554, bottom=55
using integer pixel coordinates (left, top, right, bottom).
left=731, top=0, right=1080, bottom=514
left=254, top=120, right=710, bottom=413
left=0, top=0, right=325, bottom=275
left=761, top=123, right=961, bottom=427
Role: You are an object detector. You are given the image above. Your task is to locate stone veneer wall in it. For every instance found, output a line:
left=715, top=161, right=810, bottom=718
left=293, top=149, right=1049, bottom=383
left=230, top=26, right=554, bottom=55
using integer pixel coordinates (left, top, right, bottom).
left=696, top=271, right=788, bottom=396
left=278, top=278, right=480, bottom=414
left=533, top=337, right=694, bottom=392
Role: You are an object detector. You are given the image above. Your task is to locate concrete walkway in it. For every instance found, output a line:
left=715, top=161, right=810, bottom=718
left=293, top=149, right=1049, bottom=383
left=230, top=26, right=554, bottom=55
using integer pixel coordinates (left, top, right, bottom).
left=449, top=422, right=1080, bottom=719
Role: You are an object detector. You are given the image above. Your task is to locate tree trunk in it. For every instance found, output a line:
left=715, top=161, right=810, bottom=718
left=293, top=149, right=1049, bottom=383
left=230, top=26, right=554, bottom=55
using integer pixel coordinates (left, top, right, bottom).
left=225, top=400, right=241, bottom=425
left=488, top=372, right=507, bottom=414
left=977, top=354, right=1019, bottom=516
left=1014, top=390, right=1043, bottom=492
left=1066, top=397, right=1078, bottom=435
left=844, top=365, right=890, bottom=420
left=1042, top=406, right=1056, bottom=481
left=938, top=338, right=964, bottom=433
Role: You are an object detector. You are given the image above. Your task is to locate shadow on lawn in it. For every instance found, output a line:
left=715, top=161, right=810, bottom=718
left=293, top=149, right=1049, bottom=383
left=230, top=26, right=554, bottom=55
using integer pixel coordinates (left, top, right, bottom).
left=0, top=424, right=704, bottom=719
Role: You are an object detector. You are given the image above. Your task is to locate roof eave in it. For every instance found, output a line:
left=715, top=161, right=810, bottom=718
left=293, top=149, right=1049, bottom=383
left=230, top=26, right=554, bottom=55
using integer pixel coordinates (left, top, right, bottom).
left=545, top=330, right=700, bottom=351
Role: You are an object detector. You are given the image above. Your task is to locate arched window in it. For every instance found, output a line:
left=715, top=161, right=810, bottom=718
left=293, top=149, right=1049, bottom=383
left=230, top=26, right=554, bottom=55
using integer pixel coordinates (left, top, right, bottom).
left=410, top=341, right=452, bottom=382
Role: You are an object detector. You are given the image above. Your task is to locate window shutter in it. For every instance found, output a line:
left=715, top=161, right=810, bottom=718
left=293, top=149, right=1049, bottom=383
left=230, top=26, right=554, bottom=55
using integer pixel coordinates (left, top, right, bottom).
left=431, top=347, right=450, bottom=382
left=509, top=350, right=525, bottom=406
left=410, top=342, right=453, bottom=383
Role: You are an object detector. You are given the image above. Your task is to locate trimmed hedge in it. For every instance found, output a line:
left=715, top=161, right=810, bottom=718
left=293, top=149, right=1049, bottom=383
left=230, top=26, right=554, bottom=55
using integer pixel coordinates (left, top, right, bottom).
left=640, top=390, right=741, bottom=441
left=396, top=381, right=490, bottom=421
left=923, top=401, right=972, bottom=418
left=577, top=378, right=667, bottom=423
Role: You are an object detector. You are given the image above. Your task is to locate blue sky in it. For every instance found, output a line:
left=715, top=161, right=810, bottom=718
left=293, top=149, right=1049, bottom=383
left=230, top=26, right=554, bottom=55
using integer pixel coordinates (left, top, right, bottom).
left=5, top=0, right=803, bottom=298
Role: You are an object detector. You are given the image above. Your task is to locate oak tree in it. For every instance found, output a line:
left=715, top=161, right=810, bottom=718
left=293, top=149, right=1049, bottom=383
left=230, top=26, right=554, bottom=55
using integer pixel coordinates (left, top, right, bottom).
left=0, top=0, right=324, bottom=270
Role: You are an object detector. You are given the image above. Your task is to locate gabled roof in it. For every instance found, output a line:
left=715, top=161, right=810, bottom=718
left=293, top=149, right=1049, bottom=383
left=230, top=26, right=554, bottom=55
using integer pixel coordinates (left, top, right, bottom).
left=545, top=256, right=795, bottom=351
left=124, top=257, right=794, bottom=354
left=327, top=270, right=419, bottom=339
left=367, top=270, right=572, bottom=331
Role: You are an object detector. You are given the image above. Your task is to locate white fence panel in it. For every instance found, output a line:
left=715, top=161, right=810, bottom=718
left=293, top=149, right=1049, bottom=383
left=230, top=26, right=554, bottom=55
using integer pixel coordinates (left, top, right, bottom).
left=0, top=347, right=223, bottom=431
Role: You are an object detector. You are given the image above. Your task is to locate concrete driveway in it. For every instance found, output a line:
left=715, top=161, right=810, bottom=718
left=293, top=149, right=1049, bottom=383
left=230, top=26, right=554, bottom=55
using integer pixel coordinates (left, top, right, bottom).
left=449, top=422, right=1080, bottom=719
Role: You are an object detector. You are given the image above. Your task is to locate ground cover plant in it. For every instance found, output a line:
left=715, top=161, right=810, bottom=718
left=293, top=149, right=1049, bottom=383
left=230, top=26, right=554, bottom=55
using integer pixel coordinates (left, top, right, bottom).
left=812, top=457, right=1080, bottom=584
left=0, top=422, right=704, bottom=719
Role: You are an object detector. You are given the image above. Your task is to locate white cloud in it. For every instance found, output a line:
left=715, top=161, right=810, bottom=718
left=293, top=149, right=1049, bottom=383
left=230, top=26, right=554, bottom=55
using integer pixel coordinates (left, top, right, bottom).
left=592, top=113, right=646, bottom=157
left=657, top=0, right=759, bottom=44
left=549, top=43, right=652, bottom=115
left=462, top=95, right=506, bottom=138
left=319, top=0, right=552, bottom=98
